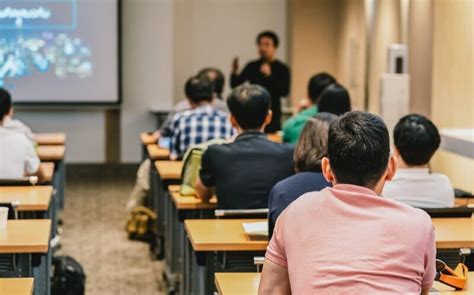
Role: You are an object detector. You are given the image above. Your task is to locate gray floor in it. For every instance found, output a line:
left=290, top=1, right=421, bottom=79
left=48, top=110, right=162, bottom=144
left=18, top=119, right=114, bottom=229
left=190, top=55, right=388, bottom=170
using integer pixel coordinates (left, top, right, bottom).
left=57, top=165, right=166, bottom=295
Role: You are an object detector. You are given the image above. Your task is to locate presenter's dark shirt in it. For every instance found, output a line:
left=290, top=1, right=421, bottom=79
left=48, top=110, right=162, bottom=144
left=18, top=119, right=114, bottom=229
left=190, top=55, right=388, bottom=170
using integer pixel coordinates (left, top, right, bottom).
left=200, top=131, right=294, bottom=209
left=230, top=59, right=290, bottom=132
left=268, top=172, right=331, bottom=239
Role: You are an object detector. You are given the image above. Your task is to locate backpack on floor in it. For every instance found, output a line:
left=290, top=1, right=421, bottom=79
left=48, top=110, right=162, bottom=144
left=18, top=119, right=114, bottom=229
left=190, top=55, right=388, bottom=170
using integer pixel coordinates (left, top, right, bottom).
left=126, top=205, right=157, bottom=242
left=180, top=138, right=229, bottom=196
left=51, top=255, right=86, bottom=295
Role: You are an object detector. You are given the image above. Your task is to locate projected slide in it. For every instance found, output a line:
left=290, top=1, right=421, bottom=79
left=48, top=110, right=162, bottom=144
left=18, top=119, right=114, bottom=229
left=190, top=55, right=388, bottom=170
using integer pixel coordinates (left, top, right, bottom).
left=0, top=0, right=119, bottom=103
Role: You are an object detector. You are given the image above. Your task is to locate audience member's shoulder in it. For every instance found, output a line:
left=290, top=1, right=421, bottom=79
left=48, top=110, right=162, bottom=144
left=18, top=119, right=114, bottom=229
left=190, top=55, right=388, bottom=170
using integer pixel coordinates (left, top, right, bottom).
left=390, top=199, right=433, bottom=227
left=283, top=190, right=327, bottom=215
left=0, top=128, right=31, bottom=144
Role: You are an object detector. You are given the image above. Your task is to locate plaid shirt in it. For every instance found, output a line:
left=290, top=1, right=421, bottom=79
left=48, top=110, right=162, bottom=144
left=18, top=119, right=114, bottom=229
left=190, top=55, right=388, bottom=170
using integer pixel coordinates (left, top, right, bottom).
left=170, top=104, right=234, bottom=159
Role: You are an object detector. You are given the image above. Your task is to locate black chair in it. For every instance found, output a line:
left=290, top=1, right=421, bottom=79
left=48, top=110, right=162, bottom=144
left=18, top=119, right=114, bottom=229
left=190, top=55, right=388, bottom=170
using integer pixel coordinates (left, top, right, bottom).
left=0, top=176, right=39, bottom=187
left=214, top=208, right=269, bottom=219
left=420, top=207, right=474, bottom=218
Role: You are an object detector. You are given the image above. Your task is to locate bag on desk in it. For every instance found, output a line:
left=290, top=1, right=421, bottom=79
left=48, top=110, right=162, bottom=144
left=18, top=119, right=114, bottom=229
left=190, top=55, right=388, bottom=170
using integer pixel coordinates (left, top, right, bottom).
left=125, top=205, right=157, bottom=242
left=51, top=255, right=86, bottom=295
left=180, top=138, right=228, bottom=196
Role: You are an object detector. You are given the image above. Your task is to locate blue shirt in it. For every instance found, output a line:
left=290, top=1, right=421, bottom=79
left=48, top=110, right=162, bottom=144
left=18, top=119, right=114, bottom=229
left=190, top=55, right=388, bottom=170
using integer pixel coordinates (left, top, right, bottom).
left=268, top=172, right=331, bottom=238
left=169, top=104, right=234, bottom=159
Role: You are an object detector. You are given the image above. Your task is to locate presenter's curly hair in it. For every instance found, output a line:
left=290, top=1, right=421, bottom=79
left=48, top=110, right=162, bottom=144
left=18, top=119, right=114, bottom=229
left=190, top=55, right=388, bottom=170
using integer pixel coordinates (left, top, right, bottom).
left=256, top=31, right=279, bottom=48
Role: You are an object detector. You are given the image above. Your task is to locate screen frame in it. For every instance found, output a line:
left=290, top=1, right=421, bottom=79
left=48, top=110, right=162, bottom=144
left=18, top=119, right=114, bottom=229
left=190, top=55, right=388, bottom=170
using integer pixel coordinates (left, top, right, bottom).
left=10, top=0, right=123, bottom=106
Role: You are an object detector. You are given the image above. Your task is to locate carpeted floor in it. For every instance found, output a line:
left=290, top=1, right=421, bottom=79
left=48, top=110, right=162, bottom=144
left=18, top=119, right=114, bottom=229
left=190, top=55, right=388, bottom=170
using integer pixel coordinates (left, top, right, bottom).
left=57, top=165, right=166, bottom=295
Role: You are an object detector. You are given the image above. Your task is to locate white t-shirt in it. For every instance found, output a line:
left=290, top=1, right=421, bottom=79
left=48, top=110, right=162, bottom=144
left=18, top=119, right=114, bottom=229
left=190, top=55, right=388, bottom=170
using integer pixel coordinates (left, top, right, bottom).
left=0, top=127, right=40, bottom=179
left=383, top=168, right=454, bottom=208
left=2, top=116, right=36, bottom=143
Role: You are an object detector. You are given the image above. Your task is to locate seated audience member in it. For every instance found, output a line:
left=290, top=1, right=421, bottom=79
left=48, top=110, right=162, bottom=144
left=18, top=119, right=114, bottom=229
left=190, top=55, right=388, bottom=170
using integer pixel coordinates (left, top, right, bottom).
left=0, top=88, right=35, bottom=143
left=260, top=112, right=436, bottom=295
left=268, top=113, right=336, bottom=238
left=317, top=83, right=352, bottom=116
left=126, top=76, right=233, bottom=210
left=383, top=114, right=454, bottom=208
left=196, top=84, right=294, bottom=209
left=0, top=92, right=44, bottom=180
left=153, top=68, right=228, bottom=142
left=169, top=76, right=233, bottom=159
left=282, top=73, right=336, bottom=144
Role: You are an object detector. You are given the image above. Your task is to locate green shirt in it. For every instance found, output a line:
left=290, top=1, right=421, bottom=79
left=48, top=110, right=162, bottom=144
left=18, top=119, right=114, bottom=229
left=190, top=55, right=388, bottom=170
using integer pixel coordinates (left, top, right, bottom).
left=282, top=105, right=318, bottom=144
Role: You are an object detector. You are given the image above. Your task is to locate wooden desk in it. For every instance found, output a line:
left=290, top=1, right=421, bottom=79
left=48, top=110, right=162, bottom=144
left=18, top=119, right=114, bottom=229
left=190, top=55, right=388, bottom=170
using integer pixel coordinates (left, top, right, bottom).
left=0, top=219, right=51, bottom=253
left=140, top=132, right=157, bottom=146
left=147, top=144, right=170, bottom=160
left=37, top=145, right=65, bottom=161
left=169, top=189, right=216, bottom=210
left=40, top=162, right=54, bottom=183
left=184, top=219, right=268, bottom=252
left=0, top=278, right=34, bottom=295
left=432, top=218, right=474, bottom=248
left=215, top=273, right=260, bottom=295
left=455, top=198, right=474, bottom=206
left=35, top=133, right=66, bottom=146
left=214, top=272, right=474, bottom=295
left=267, top=133, right=282, bottom=143
left=0, top=186, right=53, bottom=211
left=154, top=161, right=183, bottom=180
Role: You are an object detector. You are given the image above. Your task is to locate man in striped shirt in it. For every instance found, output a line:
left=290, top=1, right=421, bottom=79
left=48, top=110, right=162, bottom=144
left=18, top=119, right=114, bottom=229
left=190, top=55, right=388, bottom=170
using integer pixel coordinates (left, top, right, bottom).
left=169, top=76, right=234, bottom=159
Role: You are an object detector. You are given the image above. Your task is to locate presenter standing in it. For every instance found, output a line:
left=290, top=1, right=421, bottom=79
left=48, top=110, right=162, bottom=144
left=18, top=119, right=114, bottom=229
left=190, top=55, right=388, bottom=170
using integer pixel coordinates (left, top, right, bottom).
left=231, top=31, right=290, bottom=133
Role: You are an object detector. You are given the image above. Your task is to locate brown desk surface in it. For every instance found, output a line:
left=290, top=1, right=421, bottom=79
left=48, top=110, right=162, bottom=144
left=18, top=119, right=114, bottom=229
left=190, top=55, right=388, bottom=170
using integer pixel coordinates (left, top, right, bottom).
left=40, top=162, right=55, bottom=183
left=455, top=198, right=474, bottom=206
left=147, top=144, right=170, bottom=160
left=154, top=161, right=183, bottom=180
left=37, top=145, right=65, bottom=161
left=267, top=133, right=282, bottom=143
left=35, top=133, right=66, bottom=146
left=215, top=273, right=260, bottom=295
left=432, top=218, right=474, bottom=248
left=0, top=219, right=51, bottom=253
left=184, top=218, right=472, bottom=252
left=214, top=272, right=474, bottom=295
left=0, top=186, right=53, bottom=211
left=140, top=132, right=157, bottom=146
left=169, top=189, right=217, bottom=210
left=0, top=278, right=34, bottom=295
left=185, top=219, right=268, bottom=252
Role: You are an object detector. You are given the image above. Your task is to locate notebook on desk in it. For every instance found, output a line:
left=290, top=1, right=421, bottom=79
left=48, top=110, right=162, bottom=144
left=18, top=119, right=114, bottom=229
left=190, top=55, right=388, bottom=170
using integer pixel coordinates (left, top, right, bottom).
left=242, top=222, right=268, bottom=237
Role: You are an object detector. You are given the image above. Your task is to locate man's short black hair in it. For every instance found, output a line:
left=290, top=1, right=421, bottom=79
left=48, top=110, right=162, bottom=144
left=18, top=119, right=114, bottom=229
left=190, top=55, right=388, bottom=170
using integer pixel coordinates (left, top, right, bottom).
left=328, top=111, right=390, bottom=188
left=184, top=76, right=214, bottom=104
left=256, top=30, right=279, bottom=48
left=197, top=68, right=225, bottom=96
left=318, top=83, right=351, bottom=116
left=308, top=73, right=336, bottom=103
left=0, top=88, right=12, bottom=121
left=394, top=114, right=441, bottom=166
left=227, top=84, right=271, bottom=130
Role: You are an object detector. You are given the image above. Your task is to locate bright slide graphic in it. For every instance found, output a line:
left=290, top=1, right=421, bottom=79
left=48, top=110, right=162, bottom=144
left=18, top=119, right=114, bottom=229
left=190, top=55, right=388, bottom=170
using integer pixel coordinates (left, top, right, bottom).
left=0, top=0, right=119, bottom=103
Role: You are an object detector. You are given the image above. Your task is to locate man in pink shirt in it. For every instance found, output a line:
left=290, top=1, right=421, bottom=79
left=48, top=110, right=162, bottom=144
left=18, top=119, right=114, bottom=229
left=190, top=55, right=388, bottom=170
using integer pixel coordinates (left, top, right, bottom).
left=259, top=111, right=436, bottom=295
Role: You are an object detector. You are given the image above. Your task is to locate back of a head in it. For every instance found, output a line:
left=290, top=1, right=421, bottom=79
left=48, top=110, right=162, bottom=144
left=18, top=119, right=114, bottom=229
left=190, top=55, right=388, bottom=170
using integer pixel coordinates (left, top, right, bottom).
left=307, top=73, right=336, bottom=103
left=318, top=84, right=351, bottom=116
left=394, top=114, right=441, bottom=166
left=227, top=84, right=271, bottom=130
left=0, top=88, right=12, bottom=122
left=295, top=112, right=338, bottom=172
left=197, top=68, right=225, bottom=96
left=328, top=111, right=390, bottom=188
left=184, top=76, right=214, bottom=104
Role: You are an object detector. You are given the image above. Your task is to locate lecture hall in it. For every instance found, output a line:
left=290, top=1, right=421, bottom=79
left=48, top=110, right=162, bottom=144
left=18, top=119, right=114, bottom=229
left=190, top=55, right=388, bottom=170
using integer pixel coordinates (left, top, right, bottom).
left=0, top=0, right=472, bottom=294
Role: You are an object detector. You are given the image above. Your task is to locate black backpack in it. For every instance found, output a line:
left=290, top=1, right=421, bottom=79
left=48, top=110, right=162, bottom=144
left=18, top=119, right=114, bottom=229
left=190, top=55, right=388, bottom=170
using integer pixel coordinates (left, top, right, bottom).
left=51, top=256, right=86, bottom=295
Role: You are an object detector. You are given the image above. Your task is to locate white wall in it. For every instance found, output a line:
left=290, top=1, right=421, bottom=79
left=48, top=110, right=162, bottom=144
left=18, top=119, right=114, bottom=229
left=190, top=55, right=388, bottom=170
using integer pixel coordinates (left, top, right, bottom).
left=15, top=110, right=106, bottom=163
left=16, top=0, right=289, bottom=163
left=120, top=0, right=174, bottom=163
left=173, top=0, right=289, bottom=101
